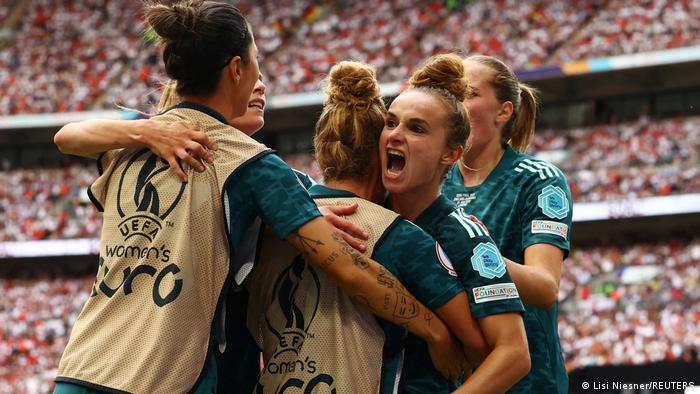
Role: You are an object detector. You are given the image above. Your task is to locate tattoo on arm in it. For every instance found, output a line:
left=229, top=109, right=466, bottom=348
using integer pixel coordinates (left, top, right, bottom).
left=331, top=232, right=369, bottom=269
left=291, top=231, right=325, bottom=257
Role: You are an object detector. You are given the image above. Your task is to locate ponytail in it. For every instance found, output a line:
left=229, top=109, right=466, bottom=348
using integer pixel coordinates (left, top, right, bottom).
left=466, top=55, right=539, bottom=152
left=156, top=79, right=181, bottom=112
left=507, top=83, right=538, bottom=152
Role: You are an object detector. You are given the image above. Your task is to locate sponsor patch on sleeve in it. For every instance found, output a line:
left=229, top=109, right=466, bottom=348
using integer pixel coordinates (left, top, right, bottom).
left=531, top=220, right=568, bottom=239
left=473, top=283, right=520, bottom=304
left=436, top=243, right=457, bottom=277
left=470, top=242, right=506, bottom=279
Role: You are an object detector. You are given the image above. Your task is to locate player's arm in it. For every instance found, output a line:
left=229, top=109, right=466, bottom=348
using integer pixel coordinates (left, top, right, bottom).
left=434, top=292, right=489, bottom=366
left=454, top=312, right=530, bottom=394
left=285, top=218, right=466, bottom=381
left=54, top=118, right=213, bottom=181
left=505, top=245, right=563, bottom=309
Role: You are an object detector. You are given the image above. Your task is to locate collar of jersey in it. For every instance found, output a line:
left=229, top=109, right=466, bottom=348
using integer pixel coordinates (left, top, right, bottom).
left=163, top=101, right=229, bottom=125
left=308, top=184, right=358, bottom=199
left=413, top=195, right=456, bottom=229
left=448, top=144, right=517, bottom=189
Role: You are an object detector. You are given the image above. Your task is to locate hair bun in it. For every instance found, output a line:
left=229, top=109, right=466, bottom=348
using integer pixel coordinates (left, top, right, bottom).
left=409, top=53, right=469, bottom=102
left=325, top=61, right=381, bottom=108
left=146, top=0, right=204, bottom=44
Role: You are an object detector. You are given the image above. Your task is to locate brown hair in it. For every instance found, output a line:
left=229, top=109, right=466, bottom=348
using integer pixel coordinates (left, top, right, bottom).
left=465, top=55, right=538, bottom=152
left=408, top=53, right=471, bottom=150
left=146, top=0, right=252, bottom=96
left=314, top=61, right=386, bottom=181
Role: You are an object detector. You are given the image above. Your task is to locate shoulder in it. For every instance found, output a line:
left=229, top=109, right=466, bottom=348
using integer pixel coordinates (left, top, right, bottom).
left=510, top=151, right=568, bottom=185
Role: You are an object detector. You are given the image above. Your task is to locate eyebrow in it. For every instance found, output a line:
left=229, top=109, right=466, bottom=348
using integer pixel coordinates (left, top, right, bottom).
left=407, top=117, right=430, bottom=129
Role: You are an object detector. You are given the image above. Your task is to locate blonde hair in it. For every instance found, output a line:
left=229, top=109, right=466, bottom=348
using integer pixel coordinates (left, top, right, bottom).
left=408, top=53, right=471, bottom=150
left=314, top=61, right=386, bottom=181
left=465, top=55, right=538, bottom=152
left=156, top=79, right=181, bottom=112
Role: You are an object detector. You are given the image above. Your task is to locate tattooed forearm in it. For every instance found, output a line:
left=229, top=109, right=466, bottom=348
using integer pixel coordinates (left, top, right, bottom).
left=290, top=230, right=325, bottom=258
left=331, top=232, right=369, bottom=269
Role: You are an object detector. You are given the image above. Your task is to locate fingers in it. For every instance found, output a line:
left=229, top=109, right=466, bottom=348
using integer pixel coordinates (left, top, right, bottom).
left=185, top=140, right=214, bottom=164
left=186, top=128, right=217, bottom=151
left=326, top=213, right=368, bottom=240
left=338, top=231, right=366, bottom=253
left=176, top=148, right=205, bottom=173
left=326, top=203, right=359, bottom=217
left=166, top=157, right=188, bottom=182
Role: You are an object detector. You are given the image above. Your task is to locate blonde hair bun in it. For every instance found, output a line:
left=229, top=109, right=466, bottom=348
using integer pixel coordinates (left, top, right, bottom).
left=325, top=61, right=381, bottom=108
left=409, top=53, right=469, bottom=102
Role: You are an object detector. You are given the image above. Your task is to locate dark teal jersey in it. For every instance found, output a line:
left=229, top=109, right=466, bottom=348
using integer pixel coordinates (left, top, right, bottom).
left=217, top=153, right=322, bottom=394
left=309, top=185, right=464, bottom=393
left=402, top=195, right=525, bottom=393
left=442, top=145, right=572, bottom=394
left=293, top=168, right=318, bottom=189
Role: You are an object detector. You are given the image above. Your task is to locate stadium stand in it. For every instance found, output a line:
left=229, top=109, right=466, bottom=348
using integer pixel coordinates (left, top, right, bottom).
left=1, top=0, right=700, bottom=393
left=1, top=116, right=698, bottom=242
left=2, top=0, right=700, bottom=115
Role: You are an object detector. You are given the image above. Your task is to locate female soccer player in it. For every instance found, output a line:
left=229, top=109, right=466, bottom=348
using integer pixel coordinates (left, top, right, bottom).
left=246, top=60, right=486, bottom=393
left=380, top=53, right=531, bottom=393
left=440, top=55, right=573, bottom=393
left=52, top=2, right=462, bottom=393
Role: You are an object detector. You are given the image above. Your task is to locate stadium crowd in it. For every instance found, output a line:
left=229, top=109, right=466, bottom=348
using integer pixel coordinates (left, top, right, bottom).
left=531, top=116, right=700, bottom=202
left=2, top=0, right=700, bottom=115
left=1, top=238, right=697, bottom=393
left=558, top=238, right=700, bottom=370
left=0, top=274, right=92, bottom=394
left=0, top=162, right=100, bottom=242
left=1, top=116, right=698, bottom=242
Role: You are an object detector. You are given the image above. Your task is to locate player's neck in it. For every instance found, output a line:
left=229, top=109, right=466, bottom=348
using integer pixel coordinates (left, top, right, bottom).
left=181, top=93, right=234, bottom=124
left=459, top=139, right=505, bottom=187
left=388, top=183, right=441, bottom=222
left=325, top=174, right=385, bottom=205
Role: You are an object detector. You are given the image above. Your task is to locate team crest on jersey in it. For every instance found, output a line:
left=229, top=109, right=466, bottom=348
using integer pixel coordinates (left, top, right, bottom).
left=471, top=242, right=506, bottom=279
left=436, top=243, right=457, bottom=277
left=537, top=185, right=569, bottom=220
left=116, top=149, right=185, bottom=241
left=266, top=255, right=320, bottom=357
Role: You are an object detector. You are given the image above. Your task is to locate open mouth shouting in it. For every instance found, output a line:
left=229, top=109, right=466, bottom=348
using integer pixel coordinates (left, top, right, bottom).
left=386, top=148, right=406, bottom=178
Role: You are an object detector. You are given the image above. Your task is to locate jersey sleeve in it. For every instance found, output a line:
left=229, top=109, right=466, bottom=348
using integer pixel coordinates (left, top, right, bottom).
left=292, top=168, right=317, bottom=190
left=518, top=166, right=573, bottom=258
left=225, top=154, right=321, bottom=240
left=446, top=212, right=524, bottom=319
left=373, top=220, right=463, bottom=310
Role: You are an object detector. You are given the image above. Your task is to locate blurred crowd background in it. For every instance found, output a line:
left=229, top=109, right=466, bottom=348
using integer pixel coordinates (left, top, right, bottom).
left=1, top=0, right=699, bottom=393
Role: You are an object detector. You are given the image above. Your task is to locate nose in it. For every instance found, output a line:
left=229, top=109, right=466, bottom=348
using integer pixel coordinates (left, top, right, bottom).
left=386, top=125, right=405, bottom=144
left=254, top=77, right=266, bottom=95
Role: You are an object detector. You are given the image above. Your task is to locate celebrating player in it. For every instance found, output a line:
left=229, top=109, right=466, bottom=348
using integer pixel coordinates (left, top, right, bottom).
left=380, top=53, right=531, bottom=393
left=52, top=2, right=462, bottom=393
left=246, top=60, right=486, bottom=393
left=441, top=55, right=573, bottom=393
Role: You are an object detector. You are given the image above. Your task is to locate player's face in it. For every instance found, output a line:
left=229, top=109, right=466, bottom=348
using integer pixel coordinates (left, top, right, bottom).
left=462, top=60, right=503, bottom=152
left=231, top=75, right=266, bottom=136
left=231, top=39, right=260, bottom=118
left=380, top=90, right=454, bottom=196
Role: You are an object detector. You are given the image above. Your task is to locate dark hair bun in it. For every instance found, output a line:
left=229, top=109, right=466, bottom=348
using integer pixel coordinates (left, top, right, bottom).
left=146, top=0, right=204, bottom=44
left=409, top=53, right=469, bottom=102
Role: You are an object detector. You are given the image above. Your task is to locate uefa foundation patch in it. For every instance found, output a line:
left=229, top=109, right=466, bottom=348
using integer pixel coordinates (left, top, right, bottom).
left=473, top=283, right=519, bottom=304
left=531, top=220, right=568, bottom=239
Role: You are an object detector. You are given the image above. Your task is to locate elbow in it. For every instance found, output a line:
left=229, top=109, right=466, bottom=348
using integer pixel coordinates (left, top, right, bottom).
left=53, top=128, right=71, bottom=154
left=509, top=344, right=531, bottom=382
left=539, top=287, right=558, bottom=309
left=54, top=126, right=79, bottom=155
